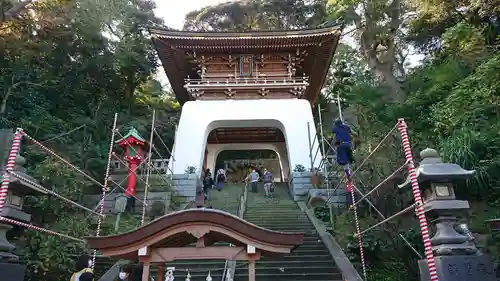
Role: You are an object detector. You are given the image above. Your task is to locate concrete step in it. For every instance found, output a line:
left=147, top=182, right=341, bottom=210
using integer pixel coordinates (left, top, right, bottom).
left=237, top=265, right=338, bottom=275
left=232, top=272, right=343, bottom=281
left=236, top=260, right=335, bottom=268
left=165, top=260, right=226, bottom=270
left=238, top=187, right=343, bottom=281
left=260, top=254, right=332, bottom=262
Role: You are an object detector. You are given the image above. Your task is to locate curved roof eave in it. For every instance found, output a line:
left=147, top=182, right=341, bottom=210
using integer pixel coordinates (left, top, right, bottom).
left=85, top=208, right=304, bottom=250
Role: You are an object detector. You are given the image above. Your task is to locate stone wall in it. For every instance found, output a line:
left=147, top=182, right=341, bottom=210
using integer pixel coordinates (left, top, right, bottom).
left=171, top=174, right=200, bottom=202
left=82, top=191, right=172, bottom=214
left=308, top=187, right=347, bottom=208
left=290, top=171, right=347, bottom=207
left=290, top=171, right=314, bottom=200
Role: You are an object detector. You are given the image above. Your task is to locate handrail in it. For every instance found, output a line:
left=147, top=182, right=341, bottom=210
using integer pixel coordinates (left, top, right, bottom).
left=221, top=182, right=248, bottom=281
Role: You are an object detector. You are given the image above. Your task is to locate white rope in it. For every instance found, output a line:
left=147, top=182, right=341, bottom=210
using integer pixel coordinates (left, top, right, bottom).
left=143, top=110, right=155, bottom=225
left=351, top=160, right=409, bottom=208
left=355, top=201, right=420, bottom=237
left=92, top=113, right=118, bottom=270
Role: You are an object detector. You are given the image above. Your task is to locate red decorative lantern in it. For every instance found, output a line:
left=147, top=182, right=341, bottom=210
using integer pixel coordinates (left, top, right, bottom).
left=116, top=127, right=146, bottom=198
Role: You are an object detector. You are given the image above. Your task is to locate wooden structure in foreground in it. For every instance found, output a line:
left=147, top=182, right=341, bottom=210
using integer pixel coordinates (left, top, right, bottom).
left=86, top=209, right=304, bottom=281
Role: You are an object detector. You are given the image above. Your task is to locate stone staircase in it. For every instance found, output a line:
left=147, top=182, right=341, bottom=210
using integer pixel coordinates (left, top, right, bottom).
left=152, top=183, right=245, bottom=280
left=235, top=184, right=343, bottom=281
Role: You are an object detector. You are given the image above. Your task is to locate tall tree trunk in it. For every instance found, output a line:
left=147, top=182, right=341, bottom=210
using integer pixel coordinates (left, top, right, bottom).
left=349, top=0, right=406, bottom=102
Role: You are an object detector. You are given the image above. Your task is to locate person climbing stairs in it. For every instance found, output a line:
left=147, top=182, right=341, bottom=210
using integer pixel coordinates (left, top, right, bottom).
left=234, top=184, right=343, bottom=281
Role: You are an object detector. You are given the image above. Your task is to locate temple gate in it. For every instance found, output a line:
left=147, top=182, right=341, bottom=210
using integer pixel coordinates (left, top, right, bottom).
left=150, top=26, right=341, bottom=195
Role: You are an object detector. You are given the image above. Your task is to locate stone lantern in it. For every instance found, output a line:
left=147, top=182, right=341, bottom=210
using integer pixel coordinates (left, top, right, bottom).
left=399, top=148, right=496, bottom=281
left=0, top=129, right=46, bottom=281
left=115, top=127, right=146, bottom=211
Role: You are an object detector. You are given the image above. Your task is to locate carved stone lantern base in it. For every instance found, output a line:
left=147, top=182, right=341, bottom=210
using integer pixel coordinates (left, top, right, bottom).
left=0, top=222, right=26, bottom=281
left=0, top=222, right=17, bottom=260
left=0, top=261, right=26, bottom=281
left=418, top=255, right=496, bottom=281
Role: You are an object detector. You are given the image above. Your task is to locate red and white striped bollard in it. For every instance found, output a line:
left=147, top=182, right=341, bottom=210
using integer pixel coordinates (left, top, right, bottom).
left=397, top=119, right=439, bottom=281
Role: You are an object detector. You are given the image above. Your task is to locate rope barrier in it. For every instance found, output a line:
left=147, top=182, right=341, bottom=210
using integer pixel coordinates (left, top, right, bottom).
left=330, top=122, right=398, bottom=196
left=397, top=118, right=438, bottom=281
left=23, top=133, right=106, bottom=190
left=319, top=126, right=423, bottom=258
left=150, top=142, right=175, bottom=174
left=351, top=123, right=398, bottom=176
left=142, top=110, right=156, bottom=225
left=354, top=201, right=420, bottom=238
left=347, top=179, right=367, bottom=281
left=153, top=127, right=175, bottom=162
left=348, top=176, right=423, bottom=259
left=350, top=160, right=409, bottom=208
left=8, top=171, right=104, bottom=217
left=0, top=216, right=84, bottom=243
left=0, top=128, right=23, bottom=215
left=85, top=160, right=148, bottom=219
left=92, top=113, right=118, bottom=270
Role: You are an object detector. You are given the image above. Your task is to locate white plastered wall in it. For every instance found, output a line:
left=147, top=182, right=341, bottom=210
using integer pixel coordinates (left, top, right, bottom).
left=168, top=99, right=322, bottom=176
left=205, top=142, right=289, bottom=182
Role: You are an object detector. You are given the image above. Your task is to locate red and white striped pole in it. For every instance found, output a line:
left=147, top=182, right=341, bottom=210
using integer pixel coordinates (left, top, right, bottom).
left=348, top=180, right=368, bottom=281
left=0, top=216, right=84, bottom=243
left=0, top=128, right=24, bottom=214
left=397, top=119, right=439, bottom=281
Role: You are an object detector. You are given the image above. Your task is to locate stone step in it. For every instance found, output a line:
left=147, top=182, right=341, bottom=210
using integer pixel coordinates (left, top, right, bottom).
left=244, top=215, right=309, bottom=219
left=165, top=260, right=226, bottom=269
left=260, top=254, right=332, bottom=262
left=236, top=265, right=338, bottom=275
left=247, top=223, right=315, bottom=228
left=237, top=259, right=335, bottom=268
left=286, top=248, right=331, bottom=255
left=239, top=188, right=343, bottom=281
left=232, top=272, right=343, bottom=281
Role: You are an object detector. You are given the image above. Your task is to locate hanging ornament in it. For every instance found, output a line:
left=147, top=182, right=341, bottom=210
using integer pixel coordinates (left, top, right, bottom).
left=164, top=268, right=175, bottom=281
left=206, top=271, right=212, bottom=281
left=185, top=271, right=191, bottom=281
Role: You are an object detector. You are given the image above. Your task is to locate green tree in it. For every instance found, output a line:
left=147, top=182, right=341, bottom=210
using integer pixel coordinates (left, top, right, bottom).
left=183, top=0, right=328, bottom=31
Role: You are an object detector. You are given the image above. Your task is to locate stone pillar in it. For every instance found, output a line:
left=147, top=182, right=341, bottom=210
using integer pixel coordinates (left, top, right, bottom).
left=399, top=148, right=496, bottom=281
left=290, top=171, right=313, bottom=201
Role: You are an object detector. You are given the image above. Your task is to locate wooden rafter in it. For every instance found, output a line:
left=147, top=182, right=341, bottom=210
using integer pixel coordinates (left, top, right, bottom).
left=151, top=26, right=342, bottom=105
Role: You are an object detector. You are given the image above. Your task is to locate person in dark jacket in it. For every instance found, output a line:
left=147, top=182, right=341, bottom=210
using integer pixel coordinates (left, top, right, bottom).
left=203, top=169, right=214, bottom=207
left=80, top=272, right=94, bottom=281
left=333, top=119, right=355, bottom=177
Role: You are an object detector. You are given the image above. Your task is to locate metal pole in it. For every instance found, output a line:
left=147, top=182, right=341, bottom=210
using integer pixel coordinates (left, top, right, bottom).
left=397, top=118, right=438, bottom=281
left=141, top=110, right=156, bottom=225
left=306, top=122, right=314, bottom=171
left=337, top=93, right=343, bottom=122
left=317, top=104, right=334, bottom=226
left=171, top=124, right=178, bottom=175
